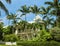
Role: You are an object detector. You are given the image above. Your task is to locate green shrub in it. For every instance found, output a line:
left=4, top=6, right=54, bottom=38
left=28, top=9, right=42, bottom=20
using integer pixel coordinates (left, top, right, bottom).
left=39, top=30, right=52, bottom=41
left=3, top=34, right=19, bottom=42
left=50, top=27, right=60, bottom=41
left=17, top=30, right=60, bottom=46
left=17, top=40, right=60, bottom=46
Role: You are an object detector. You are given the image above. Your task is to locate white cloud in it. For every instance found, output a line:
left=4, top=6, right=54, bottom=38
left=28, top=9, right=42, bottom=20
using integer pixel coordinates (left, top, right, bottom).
left=28, top=21, right=35, bottom=24
left=28, top=15, right=43, bottom=24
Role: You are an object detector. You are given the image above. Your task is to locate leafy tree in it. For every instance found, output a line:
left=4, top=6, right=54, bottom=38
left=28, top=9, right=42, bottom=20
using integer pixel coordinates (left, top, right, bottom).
left=3, top=26, right=13, bottom=34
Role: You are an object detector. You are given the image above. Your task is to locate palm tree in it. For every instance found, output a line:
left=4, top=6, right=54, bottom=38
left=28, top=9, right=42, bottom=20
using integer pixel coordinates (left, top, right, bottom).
left=7, top=13, right=20, bottom=25
left=30, top=5, right=40, bottom=16
left=7, top=14, right=12, bottom=25
left=18, top=5, right=30, bottom=31
left=19, top=5, right=30, bottom=21
left=41, top=6, right=54, bottom=30
left=7, top=13, right=20, bottom=34
left=41, top=6, right=51, bottom=19
left=43, top=17, right=54, bottom=30
left=30, top=5, right=41, bottom=30
left=0, top=0, right=11, bottom=15
left=45, top=0, right=60, bottom=27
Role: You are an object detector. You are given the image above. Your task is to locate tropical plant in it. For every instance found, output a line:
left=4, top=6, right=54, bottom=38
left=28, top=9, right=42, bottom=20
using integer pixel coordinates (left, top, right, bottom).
left=41, top=6, right=53, bottom=30
left=18, top=5, right=30, bottom=31
left=0, top=22, right=4, bottom=40
left=50, top=27, right=60, bottom=41
left=7, top=14, right=12, bottom=25
left=0, top=0, right=11, bottom=15
left=45, top=0, right=60, bottom=27
left=17, top=21, right=28, bottom=32
left=3, top=25, right=13, bottom=34
left=30, top=5, right=40, bottom=16
left=4, top=34, right=19, bottom=42
left=19, top=5, right=30, bottom=21
left=7, top=13, right=20, bottom=33
left=30, top=5, right=42, bottom=30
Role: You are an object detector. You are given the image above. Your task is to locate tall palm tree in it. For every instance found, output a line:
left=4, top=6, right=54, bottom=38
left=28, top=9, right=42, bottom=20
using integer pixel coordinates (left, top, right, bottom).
left=18, top=5, right=30, bottom=31
left=41, top=6, right=54, bottom=29
left=7, top=14, right=12, bottom=25
left=30, top=5, right=40, bottom=16
left=30, top=5, right=41, bottom=30
left=0, top=0, right=11, bottom=15
left=7, top=13, right=20, bottom=25
left=19, top=5, right=30, bottom=21
left=45, top=0, right=60, bottom=27
left=41, top=6, right=51, bottom=19
left=7, top=13, right=20, bottom=33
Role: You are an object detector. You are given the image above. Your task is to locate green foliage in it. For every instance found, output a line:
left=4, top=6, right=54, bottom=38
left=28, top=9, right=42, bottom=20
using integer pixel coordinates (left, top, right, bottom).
left=0, top=22, right=4, bottom=40
left=3, top=34, right=19, bottom=42
left=39, top=30, right=52, bottom=41
left=1, top=0, right=60, bottom=46
left=17, top=30, right=53, bottom=46
left=50, top=27, right=60, bottom=41
left=17, top=40, right=60, bottom=46
left=0, top=0, right=11, bottom=15
left=3, top=26, right=13, bottom=34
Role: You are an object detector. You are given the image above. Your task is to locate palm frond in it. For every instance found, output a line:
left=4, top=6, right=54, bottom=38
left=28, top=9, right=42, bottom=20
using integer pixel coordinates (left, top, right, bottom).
left=59, top=3, right=60, bottom=5
left=50, top=10, right=56, bottom=15
left=6, top=0, right=11, bottom=4
left=46, top=6, right=52, bottom=12
left=43, top=15, right=47, bottom=19
left=20, top=13, right=26, bottom=17
left=41, top=7, right=46, bottom=12
left=0, top=1, right=9, bottom=15
left=30, top=5, right=40, bottom=14
left=45, top=2, right=53, bottom=6
left=19, top=5, right=30, bottom=13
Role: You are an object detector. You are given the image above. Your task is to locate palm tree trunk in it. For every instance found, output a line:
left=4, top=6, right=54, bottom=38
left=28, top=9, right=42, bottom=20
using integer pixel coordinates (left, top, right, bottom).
left=56, top=17, right=58, bottom=27
left=56, top=8, right=58, bottom=27
left=8, top=19, right=10, bottom=25
left=25, top=15, right=26, bottom=22
left=34, top=14, right=37, bottom=31
left=24, top=15, right=27, bottom=31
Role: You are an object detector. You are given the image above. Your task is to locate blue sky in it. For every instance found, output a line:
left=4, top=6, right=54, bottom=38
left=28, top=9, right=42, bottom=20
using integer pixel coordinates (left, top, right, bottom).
left=1, top=0, right=53, bottom=26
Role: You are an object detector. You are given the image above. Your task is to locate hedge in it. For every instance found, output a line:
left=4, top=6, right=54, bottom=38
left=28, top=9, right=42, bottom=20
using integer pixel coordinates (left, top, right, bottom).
left=17, top=41, right=60, bottom=46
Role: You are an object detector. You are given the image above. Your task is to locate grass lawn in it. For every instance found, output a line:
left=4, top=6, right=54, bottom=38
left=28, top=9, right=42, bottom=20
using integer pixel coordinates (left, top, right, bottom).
left=0, top=44, right=18, bottom=46
left=0, top=44, right=6, bottom=46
